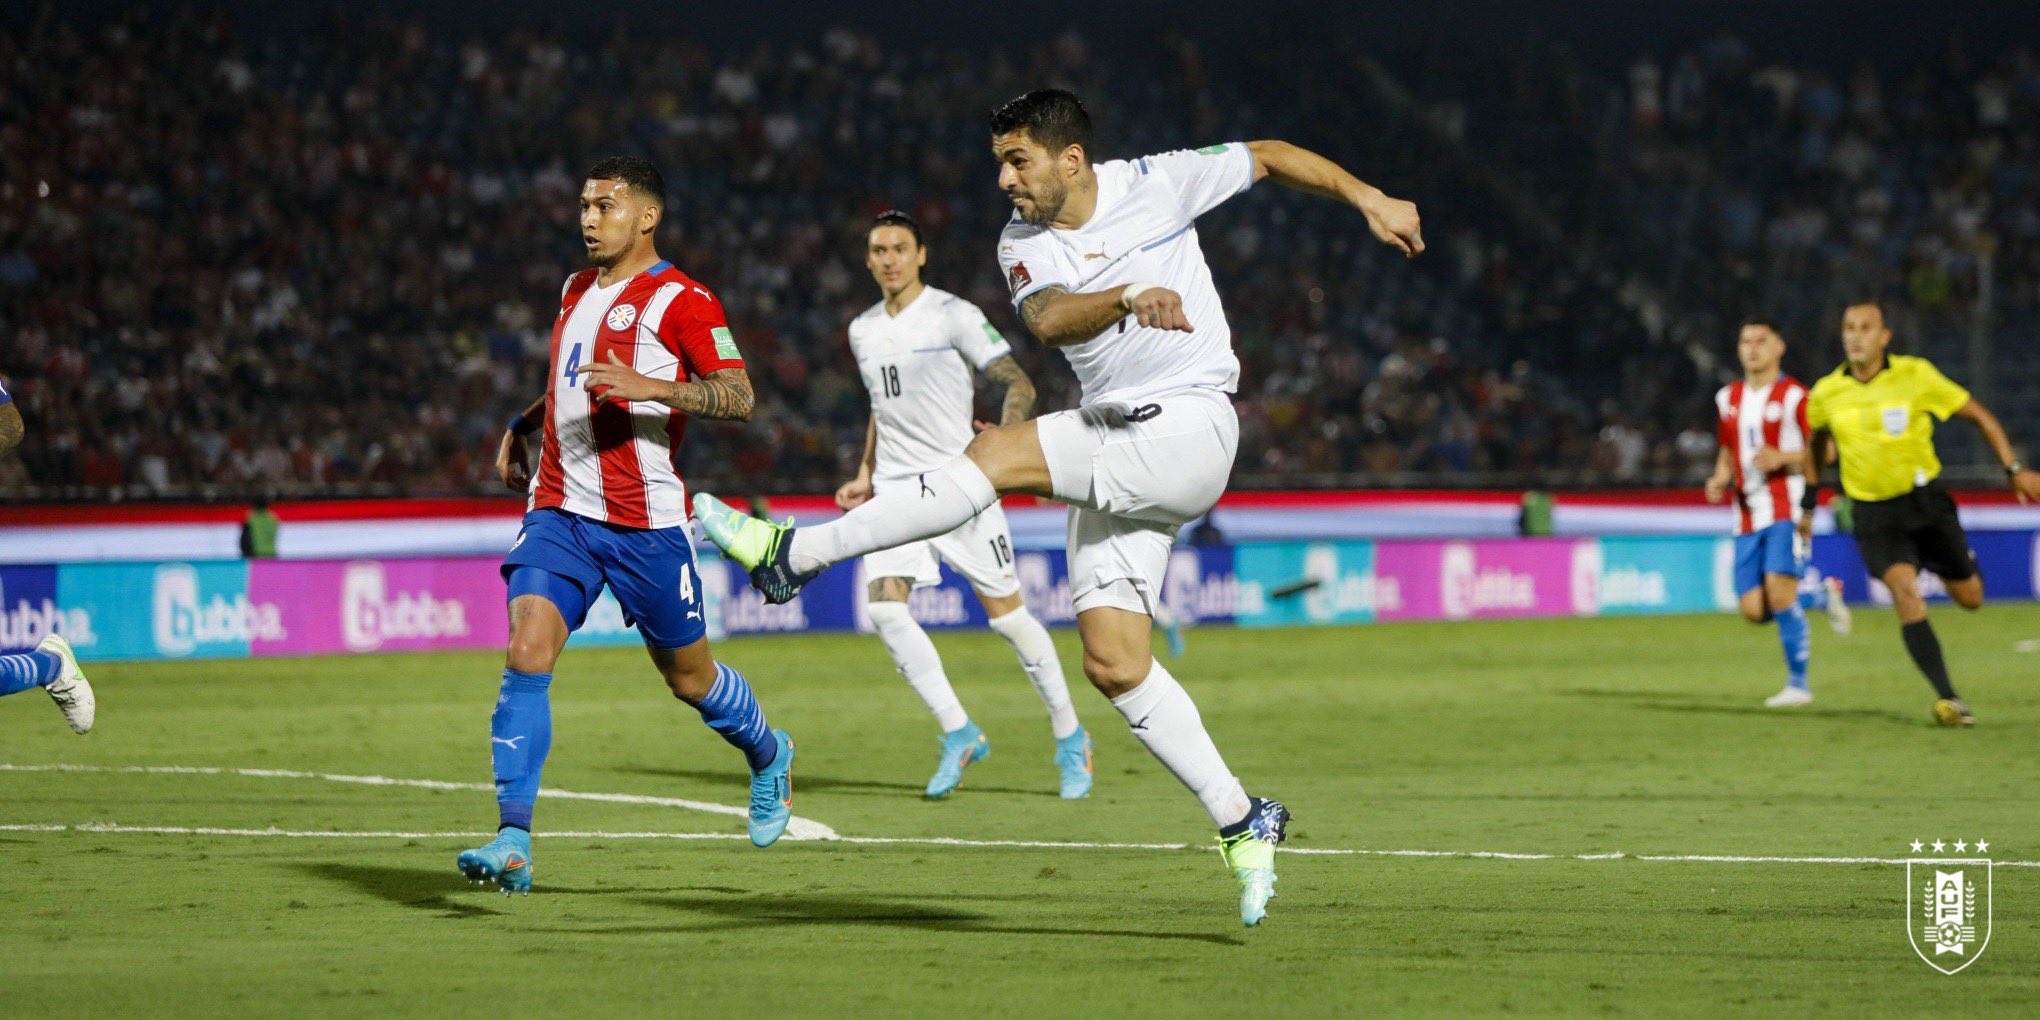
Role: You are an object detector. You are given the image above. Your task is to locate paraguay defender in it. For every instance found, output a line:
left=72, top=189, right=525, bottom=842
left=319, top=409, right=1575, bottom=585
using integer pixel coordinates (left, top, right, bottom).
left=0, top=379, right=94, bottom=735
left=840, top=210, right=1091, bottom=799
left=697, top=90, right=1424, bottom=925
left=1703, top=319, right=1851, bottom=708
left=460, top=157, right=795, bottom=894
left=1799, top=300, right=2040, bottom=726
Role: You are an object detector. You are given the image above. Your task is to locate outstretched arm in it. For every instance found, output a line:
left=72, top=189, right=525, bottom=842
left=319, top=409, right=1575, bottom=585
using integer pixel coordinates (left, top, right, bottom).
left=1953, top=398, right=2040, bottom=502
left=981, top=354, right=1037, bottom=427
left=1246, top=140, right=1424, bottom=256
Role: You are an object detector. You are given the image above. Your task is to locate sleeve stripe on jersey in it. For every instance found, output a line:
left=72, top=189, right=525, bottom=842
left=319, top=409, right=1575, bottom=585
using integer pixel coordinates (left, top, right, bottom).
left=1137, top=157, right=1151, bottom=174
left=1139, top=222, right=1195, bottom=252
left=1010, top=280, right=1058, bottom=312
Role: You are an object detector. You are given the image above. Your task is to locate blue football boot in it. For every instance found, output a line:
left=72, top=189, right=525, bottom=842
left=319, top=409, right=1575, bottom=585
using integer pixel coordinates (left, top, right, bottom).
left=749, top=729, right=795, bottom=847
left=925, top=721, right=990, bottom=798
left=456, top=826, right=533, bottom=896
left=1053, top=726, right=1093, bottom=799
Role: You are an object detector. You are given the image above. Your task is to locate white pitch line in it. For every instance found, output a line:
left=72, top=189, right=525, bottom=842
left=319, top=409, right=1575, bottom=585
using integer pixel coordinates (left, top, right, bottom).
left=4, top=764, right=2024, bottom=867
left=0, top=763, right=837, bottom=841
left=0, top=822, right=2030, bottom=868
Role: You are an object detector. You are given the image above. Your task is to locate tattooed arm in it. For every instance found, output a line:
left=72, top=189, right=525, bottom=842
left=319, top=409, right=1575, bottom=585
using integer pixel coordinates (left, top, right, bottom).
left=576, top=352, right=755, bottom=421
left=0, top=403, right=21, bottom=456
left=1018, top=283, right=1192, bottom=346
left=658, top=368, right=755, bottom=421
left=980, top=354, right=1036, bottom=426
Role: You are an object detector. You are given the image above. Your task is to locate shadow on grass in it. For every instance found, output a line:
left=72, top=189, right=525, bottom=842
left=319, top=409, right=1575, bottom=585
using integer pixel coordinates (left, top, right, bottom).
left=1559, top=688, right=1916, bottom=724
left=525, top=891, right=1242, bottom=946
left=297, top=863, right=507, bottom=919
left=614, top=765, right=1058, bottom=798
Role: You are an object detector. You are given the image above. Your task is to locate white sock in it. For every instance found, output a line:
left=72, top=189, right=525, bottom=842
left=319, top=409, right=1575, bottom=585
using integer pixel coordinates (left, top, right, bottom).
left=1109, top=661, right=1250, bottom=827
left=987, top=607, right=1079, bottom=739
left=866, top=600, right=969, bottom=732
left=790, top=457, right=997, bottom=575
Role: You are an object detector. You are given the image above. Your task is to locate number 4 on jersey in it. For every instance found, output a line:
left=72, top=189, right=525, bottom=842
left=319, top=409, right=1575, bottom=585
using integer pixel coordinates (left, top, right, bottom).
left=563, top=342, right=584, bottom=380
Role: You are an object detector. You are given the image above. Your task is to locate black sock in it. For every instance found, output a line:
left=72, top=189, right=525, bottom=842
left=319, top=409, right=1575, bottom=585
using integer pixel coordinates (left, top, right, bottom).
left=1901, top=620, right=1958, bottom=700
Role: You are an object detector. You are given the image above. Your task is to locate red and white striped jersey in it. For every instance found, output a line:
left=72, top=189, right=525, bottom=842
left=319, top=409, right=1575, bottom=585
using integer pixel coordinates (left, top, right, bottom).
left=1714, top=376, right=1808, bottom=535
left=529, top=260, right=744, bottom=529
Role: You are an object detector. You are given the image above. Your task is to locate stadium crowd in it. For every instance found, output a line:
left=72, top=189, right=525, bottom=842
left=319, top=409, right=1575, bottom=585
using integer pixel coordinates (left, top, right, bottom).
left=2, top=8, right=2034, bottom=498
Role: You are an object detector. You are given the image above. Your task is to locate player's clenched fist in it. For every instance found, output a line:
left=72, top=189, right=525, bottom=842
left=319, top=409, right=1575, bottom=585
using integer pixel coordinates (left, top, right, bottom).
left=1125, top=285, right=1192, bottom=332
left=835, top=475, right=873, bottom=510
left=1359, top=190, right=1424, bottom=257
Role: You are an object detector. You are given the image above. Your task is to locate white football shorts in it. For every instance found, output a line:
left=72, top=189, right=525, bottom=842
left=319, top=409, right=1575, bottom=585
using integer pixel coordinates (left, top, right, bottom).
left=1035, top=386, right=1238, bottom=616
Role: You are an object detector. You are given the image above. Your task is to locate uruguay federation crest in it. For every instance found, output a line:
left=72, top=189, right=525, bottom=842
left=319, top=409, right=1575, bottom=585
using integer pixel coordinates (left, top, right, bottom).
left=1907, top=839, right=1992, bottom=974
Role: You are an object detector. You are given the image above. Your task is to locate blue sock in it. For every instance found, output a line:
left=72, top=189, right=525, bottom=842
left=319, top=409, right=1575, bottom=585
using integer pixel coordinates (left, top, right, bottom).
left=491, top=669, right=553, bottom=832
left=1797, top=584, right=1827, bottom=611
left=698, top=662, right=779, bottom=771
left=0, top=650, right=60, bottom=697
left=1775, top=605, right=1810, bottom=690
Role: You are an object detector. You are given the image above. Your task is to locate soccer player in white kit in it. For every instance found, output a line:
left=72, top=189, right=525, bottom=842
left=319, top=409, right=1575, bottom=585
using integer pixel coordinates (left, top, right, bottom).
left=841, top=210, right=1091, bottom=800
left=698, top=89, right=1423, bottom=926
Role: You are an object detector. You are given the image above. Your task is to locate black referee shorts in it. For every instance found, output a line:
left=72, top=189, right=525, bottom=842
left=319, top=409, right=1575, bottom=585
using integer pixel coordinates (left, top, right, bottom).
left=1849, top=482, right=1978, bottom=582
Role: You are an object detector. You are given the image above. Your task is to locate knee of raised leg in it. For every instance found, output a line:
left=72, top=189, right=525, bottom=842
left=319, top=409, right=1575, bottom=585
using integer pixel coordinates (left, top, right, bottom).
left=1081, top=653, right=1148, bottom=698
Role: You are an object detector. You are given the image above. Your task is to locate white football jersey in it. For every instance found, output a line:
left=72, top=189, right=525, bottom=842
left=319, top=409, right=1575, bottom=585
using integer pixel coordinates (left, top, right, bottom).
left=996, top=143, right=1254, bottom=408
left=848, top=286, right=1013, bottom=481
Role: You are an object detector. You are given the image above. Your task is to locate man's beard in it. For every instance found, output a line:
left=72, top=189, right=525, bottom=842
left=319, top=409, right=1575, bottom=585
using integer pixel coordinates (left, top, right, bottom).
left=585, top=241, right=624, bottom=269
left=1018, top=178, right=1068, bottom=227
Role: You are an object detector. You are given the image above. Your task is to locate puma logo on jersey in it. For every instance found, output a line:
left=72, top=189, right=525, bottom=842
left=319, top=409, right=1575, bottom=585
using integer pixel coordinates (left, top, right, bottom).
left=1083, top=249, right=1111, bottom=261
left=492, top=736, right=526, bottom=749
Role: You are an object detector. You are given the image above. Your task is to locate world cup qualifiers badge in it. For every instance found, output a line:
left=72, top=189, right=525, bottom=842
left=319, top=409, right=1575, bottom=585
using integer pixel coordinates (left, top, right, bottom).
left=1906, top=838, right=1992, bottom=974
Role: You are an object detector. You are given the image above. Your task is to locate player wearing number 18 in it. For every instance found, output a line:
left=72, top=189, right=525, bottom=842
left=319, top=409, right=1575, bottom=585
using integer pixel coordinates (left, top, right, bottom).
left=457, top=157, right=797, bottom=894
left=839, top=210, right=1090, bottom=800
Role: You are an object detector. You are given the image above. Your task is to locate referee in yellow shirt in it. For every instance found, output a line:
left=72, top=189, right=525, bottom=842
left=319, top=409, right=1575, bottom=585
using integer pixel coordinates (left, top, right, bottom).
left=1799, top=300, right=2040, bottom=726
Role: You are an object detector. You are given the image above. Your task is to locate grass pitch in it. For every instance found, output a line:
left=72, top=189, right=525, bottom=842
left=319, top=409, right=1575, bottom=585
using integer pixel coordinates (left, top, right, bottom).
left=5, top=606, right=2040, bottom=1016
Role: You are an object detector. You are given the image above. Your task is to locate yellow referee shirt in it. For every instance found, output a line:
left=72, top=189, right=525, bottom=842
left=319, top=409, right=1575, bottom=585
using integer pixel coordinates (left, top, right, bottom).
left=1805, top=354, right=1971, bottom=502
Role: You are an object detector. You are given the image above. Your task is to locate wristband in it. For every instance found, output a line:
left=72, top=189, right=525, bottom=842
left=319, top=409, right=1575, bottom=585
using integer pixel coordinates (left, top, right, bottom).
left=1120, top=282, right=1159, bottom=310
left=508, top=415, right=538, bottom=436
left=1799, top=486, right=1820, bottom=512
left=2008, top=461, right=2026, bottom=480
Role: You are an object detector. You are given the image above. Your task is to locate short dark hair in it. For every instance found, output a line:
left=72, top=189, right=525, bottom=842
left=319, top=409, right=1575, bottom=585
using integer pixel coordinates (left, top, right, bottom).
left=870, top=209, right=924, bottom=247
left=989, top=89, right=1092, bottom=154
left=585, top=156, right=665, bottom=206
left=1739, top=316, right=1783, bottom=339
left=1843, top=295, right=1886, bottom=316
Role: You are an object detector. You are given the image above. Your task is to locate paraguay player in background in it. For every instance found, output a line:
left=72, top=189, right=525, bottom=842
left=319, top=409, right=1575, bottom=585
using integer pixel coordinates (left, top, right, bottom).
left=1703, top=319, right=1850, bottom=709
left=839, top=210, right=1092, bottom=799
left=697, top=89, right=1423, bottom=925
left=460, top=157, right=795, bottom=894
left=0, top=379, right=95, bottom=734
left=1799, top=300, right=2040, bottom=726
